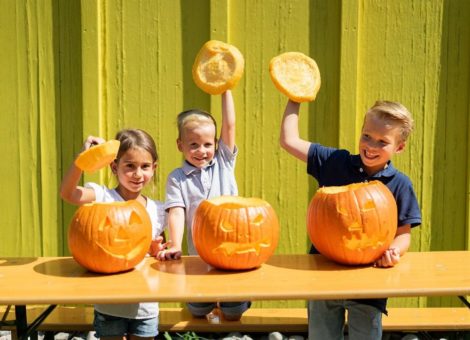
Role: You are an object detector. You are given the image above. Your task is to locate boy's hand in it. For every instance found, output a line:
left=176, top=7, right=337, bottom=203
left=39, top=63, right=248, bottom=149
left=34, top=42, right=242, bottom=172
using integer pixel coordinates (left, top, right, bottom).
left=156, top=243, right=182, bottom=261
left=375, top=247, right=401, bottom=268
left=149, top=236, right=166, bottom=257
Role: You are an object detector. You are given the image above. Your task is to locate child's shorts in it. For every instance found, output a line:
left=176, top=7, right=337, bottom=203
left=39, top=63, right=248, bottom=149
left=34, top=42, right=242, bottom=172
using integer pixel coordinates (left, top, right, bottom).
left=187, top=301, right=251, bottom=318
left=93, top=310, right=158, bottom=338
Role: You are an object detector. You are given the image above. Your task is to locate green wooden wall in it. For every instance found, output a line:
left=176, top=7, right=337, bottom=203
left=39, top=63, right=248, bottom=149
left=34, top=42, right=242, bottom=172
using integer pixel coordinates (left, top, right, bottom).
left=1, top=0, right=469, bottom=308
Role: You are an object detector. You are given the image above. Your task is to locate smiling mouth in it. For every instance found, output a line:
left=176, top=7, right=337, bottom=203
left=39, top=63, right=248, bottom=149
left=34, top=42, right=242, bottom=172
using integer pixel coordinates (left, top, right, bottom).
left=363, top=150, right=378, bottom=160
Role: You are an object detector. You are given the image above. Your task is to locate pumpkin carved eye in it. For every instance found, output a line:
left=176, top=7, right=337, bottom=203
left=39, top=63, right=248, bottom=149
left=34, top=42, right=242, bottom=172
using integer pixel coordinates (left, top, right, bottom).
left=68, top=200, right=152, bottom=273
left=192, top=196, right=279, bottom=270
left=307, top=181, right=397, bottom=265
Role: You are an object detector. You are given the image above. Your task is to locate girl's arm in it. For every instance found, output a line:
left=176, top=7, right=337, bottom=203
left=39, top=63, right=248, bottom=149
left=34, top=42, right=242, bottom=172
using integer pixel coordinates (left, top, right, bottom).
left=280, top=100, right=311, bottom=163
left=157, top=206, right=185, bottom=261
left=60, top=136, right=104, bottom=205
left=374, top=225, right=411, bottom=268
left=220, top=90, right=236, bottom=153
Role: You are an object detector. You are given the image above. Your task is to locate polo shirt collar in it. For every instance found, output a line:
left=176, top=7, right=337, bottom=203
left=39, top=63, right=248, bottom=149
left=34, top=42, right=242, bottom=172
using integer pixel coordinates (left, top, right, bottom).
left=350, top=154, right=397, bottom=178
left=181, top=158, right=217, bottom=175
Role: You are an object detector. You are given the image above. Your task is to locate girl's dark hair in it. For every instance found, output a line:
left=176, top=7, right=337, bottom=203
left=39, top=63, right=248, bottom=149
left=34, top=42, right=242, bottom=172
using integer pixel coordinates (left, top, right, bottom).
left=115, top=129, right=158, bottom=162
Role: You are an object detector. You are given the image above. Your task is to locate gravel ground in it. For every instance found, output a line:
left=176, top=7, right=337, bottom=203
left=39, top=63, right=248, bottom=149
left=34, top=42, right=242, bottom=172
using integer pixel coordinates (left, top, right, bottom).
left=1, top=330, right=469, bottom=340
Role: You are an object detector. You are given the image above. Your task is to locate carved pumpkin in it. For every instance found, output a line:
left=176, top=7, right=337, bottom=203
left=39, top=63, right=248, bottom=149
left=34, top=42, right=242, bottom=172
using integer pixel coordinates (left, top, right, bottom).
left=68, top=200, right=152, bottom=273
left=307, top=181, right=397, bottom=265
left=192, top=40, right=244, bottom=95
left=269, top=52, right=321, bottom=102
left=74, top=140, right=120, bottom=173
left=192, top=196, right=279, bottom=270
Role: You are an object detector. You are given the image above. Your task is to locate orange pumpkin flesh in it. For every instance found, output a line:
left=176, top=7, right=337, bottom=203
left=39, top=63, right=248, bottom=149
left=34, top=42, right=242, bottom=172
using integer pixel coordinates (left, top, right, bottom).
left=192, top=40, right=245, bottom=95
left=68, top=200, right=152, bottom=273
left=269, top=52, right=321, bottom=103
left=74, top=140, right=120, bottom=173
left=192, top=196, right=279, bottom=270
left=307, top=181, right=397, bottom=265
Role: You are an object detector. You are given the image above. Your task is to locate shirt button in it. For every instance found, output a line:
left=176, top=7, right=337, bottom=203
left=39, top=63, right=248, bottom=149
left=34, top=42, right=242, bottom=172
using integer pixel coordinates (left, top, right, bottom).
left=359, top=168, right=363, bottom=173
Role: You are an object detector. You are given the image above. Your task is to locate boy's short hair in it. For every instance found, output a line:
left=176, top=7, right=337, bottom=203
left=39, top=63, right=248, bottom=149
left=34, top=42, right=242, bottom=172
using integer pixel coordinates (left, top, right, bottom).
left=365, top=100, right=414, bottom=141
left=177, top=109, right=217, bottom=139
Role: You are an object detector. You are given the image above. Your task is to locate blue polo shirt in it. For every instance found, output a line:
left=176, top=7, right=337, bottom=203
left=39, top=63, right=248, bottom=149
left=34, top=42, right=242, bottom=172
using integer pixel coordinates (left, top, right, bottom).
left=307, top=143, right=422, bottom=312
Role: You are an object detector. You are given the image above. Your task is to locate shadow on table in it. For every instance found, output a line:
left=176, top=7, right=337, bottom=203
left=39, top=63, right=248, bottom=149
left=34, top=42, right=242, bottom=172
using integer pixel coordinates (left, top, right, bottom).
left=0, top=257, right=38, bottom=266
left=33, top=257, right=117, bottom=278
left=264, top=254, right=369, bottom=272
left=152, top=256, right=259, bottom=276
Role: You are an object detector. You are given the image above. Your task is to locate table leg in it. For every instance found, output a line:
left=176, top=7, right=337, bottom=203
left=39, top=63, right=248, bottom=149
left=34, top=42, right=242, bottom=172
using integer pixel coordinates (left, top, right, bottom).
left=14, top=305, right=27, bottom=339
left=14, top=305, right=57, bottom=340
left=458, top=295, right=470, bottom=309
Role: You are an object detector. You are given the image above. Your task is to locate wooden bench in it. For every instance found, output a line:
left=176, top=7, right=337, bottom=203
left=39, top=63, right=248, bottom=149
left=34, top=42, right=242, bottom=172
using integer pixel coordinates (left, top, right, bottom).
left=1, top=306, right=469, bottom=334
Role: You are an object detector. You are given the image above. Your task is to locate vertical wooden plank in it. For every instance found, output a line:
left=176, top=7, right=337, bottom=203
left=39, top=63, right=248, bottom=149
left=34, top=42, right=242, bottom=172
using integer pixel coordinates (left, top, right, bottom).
left=338, top=0, right=360, bottom=151
left=0, top=0, right=23, bottom=256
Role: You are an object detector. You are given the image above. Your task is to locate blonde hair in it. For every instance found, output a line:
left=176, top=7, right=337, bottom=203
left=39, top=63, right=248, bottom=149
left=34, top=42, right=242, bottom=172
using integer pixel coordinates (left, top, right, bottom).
left=365, top=100, right=414, bottom=141
left=177, top=109, right=217, bottom=139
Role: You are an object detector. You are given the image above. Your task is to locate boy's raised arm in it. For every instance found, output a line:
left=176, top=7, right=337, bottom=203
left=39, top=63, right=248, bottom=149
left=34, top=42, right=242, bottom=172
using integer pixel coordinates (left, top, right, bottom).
left=280, top=100, right=311, bottom=163
left=220, top=90, right=236, bottom=153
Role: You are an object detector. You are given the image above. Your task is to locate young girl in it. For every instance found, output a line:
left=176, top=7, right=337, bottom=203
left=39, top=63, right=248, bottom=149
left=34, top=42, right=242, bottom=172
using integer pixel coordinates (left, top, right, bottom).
left=60, top=128, right=166, bottom=340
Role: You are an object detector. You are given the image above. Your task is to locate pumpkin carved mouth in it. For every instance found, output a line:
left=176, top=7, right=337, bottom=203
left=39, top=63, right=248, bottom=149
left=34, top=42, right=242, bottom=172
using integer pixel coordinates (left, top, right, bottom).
left=192, top=196, right=279, bottom=270
left=68, top=201, right=152, bottom=273
left=307, top=181, right=397, bottom=265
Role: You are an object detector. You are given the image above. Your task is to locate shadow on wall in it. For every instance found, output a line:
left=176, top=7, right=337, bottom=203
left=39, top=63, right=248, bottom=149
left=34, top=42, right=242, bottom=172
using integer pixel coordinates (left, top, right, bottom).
left=308, top=0, right=341, bottom=251
left=52, top=0, right=83, bottom=256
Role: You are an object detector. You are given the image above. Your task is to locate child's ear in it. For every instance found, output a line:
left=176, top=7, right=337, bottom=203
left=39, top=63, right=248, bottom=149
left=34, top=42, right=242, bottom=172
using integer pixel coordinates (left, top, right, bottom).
left=395, top=141, right=406, bottom=154
left=110, top=160, right=118, bottom=174
left=177, top=139, right=183, bottom=152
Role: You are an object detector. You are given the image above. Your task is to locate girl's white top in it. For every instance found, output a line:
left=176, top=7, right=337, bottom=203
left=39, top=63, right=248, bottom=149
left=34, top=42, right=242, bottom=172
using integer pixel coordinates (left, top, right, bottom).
left=85, top=182, right=166, bottom=319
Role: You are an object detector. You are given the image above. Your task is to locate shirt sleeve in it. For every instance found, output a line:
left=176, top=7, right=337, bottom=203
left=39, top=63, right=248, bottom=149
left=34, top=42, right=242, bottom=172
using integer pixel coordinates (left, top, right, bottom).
left=395, top=177, right=422, bottom=228
left=84, top=182, right=104, bottom=202
left=307, top=143, right=339, bottom=180
left=164, top=170, right=186, bottom=211
left=217, top=139, right=238, bottom=169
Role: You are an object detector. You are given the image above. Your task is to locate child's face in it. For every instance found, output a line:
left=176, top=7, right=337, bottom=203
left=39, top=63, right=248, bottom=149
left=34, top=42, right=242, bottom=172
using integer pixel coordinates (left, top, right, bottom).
left=112, top=147, right=156, bottom=198
left=359, top=115, right=405, bottom=175
left=177, top=123, right=216, bottom=169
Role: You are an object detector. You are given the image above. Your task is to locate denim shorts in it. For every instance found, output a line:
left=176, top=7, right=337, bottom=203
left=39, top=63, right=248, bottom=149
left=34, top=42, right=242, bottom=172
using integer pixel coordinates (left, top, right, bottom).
left=93, top=310, right=158, bottom=338
left=187, top=301, right=251, bottom=317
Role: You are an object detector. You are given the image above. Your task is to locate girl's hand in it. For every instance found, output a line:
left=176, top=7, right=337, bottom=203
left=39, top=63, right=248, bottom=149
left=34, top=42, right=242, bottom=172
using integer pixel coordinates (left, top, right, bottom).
left=149, top=236, right=166, bottom=257
left=375, top=247, right=401, bottom=268
left=156, top=243, right=182, bottom=261
left=81, top=136, right=106, bottom=152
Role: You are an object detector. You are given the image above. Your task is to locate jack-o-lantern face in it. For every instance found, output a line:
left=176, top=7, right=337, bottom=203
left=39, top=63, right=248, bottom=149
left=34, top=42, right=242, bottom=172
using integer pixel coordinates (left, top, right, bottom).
left=192, top=196, right=279, bottom=270
left=68, top=200, right=152, bottom=273
left=307, top=181, right=397, bottom=265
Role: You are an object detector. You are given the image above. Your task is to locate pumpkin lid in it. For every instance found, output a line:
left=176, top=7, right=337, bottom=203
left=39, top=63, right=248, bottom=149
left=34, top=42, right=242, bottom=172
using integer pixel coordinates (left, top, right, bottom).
left=205, top=195, right=271, bottom=209
left=74, top=140, right=120, bottom=173
left=269, top=52, right=321, bottom=103
left=317, top=180, right=386, bottom=194
left=192, top=40, right=245, bottom=95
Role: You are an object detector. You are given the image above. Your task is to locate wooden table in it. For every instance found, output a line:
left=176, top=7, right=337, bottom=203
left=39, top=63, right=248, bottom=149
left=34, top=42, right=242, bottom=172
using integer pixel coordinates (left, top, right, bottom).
left=1, top=251, right=469, bottom=338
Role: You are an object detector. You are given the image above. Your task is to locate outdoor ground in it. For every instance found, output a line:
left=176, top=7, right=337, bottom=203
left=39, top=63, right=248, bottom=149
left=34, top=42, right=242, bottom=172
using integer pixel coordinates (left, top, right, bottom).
left=1, top=330, right=470, bottom=340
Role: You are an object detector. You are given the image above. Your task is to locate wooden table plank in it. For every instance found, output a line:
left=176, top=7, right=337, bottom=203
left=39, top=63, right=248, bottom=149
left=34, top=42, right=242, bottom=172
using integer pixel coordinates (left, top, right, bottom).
left=0, top=251, right=469, bottom=305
